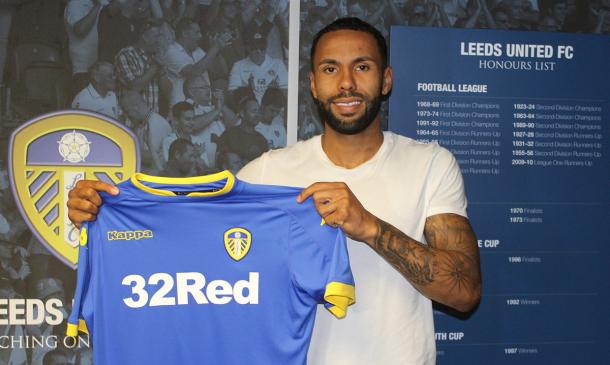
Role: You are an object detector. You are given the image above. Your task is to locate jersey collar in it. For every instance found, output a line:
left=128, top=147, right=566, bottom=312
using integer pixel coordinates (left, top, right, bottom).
left=130, top=170, right=236, bottom=197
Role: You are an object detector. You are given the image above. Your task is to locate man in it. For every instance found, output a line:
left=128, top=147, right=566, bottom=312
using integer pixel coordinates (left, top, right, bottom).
left=228, top=30, right=287, bottom=105
left=98, top=0, right=149, bottom=62
left=160, top=138, right=202, bottom=177
left=120, top=90, right=171, bottom=174
left=67, top=18, right=481, bottom=364
left=115, top=22, right=162, bottom=113
left=255, top=86, right=286, bottom=149
left=64, top=0, right=107, bottom=96
left=162, top=101, right=209, bottom=172
left=161, top=18, right=231, bottom=107
left=72, top=61, right=120, bottom=119
left=183, top=75, right=237, bottom=168
left=217, top=95, right=269, bottom=164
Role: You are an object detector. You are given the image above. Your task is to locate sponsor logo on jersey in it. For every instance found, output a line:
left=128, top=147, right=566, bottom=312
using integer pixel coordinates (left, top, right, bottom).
left=224, top=227, right=251, bottom=261
left=122, top=272, right=259, bottom=307
left=107, top=230, right=154, bottom=241
left=8, top=111, right=139, bottom=268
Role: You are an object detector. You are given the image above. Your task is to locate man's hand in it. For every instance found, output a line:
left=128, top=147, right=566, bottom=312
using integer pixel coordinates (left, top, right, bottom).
left=297, top=182, right=377, bottom=243
left=67, top=180, right=119, bottom=228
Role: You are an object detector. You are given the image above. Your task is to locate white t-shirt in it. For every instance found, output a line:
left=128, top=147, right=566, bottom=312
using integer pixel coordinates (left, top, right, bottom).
left=72, top=84, right=120, bottom=119
left=162, top=42, right=209, bottom=106
left=237, top=131, right=467, bottom=365
left=228, top=55, right=288, bottom=104
left=255, top=117, right=286, bottom=149
left=64, top=0, right=105, bottom=74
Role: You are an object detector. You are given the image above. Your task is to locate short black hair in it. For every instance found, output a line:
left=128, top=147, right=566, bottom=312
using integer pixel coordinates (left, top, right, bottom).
left=168, top=138, right=193, bottom=160
left=310, top=17, right=388, bottom=72
left=261, top=87, right=283, bottom=108
left=172, top=101, right=194, bottom=120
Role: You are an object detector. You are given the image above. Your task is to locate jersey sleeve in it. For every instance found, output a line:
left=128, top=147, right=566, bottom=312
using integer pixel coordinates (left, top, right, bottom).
left=67, top=222, right=92, bottom=337
left=288, top=208, right=355, bottom=319
left=426, top=145, right=468, bottom=218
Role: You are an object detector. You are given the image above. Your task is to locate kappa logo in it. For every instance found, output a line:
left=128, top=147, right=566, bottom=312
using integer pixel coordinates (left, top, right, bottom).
left=108, top=230, right=154, bottom=241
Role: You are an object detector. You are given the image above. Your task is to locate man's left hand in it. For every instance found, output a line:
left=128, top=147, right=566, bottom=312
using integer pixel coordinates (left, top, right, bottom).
left=297, top=182, right=377, bottom=243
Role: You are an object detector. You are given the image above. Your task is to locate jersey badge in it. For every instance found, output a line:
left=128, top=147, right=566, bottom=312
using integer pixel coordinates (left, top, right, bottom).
left=224, top=228, right=252, bottom=261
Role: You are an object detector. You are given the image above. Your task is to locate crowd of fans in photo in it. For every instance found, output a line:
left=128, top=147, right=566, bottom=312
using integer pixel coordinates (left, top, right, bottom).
left=0, top=1, right=608, bottom=363
left=1, top=0, right=290, bottom=177
left=0, top=1, right=290, bottom=363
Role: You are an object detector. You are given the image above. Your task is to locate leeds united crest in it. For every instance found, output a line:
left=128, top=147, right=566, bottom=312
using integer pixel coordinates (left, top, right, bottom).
left=9, top=110, right=139, bottom=268
left=224, top=228, right=252, bottom=261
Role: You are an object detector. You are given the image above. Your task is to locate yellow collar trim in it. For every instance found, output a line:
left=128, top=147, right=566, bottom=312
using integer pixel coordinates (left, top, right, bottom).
left=131, top=171, right=235, bottom=197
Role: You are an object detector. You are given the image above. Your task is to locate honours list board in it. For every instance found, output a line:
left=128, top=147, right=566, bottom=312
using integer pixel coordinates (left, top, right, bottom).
left=389, top=27, right=609, bottom=364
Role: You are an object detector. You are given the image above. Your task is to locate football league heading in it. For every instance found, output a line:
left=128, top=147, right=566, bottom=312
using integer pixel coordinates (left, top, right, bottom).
left=460, top=42, right=574, bottom=59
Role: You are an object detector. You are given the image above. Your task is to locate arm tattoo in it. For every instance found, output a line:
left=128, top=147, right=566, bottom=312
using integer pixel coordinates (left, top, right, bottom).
left=373, top=219, right=437, bottom=286
left=372, top=214, right=481, bottom=309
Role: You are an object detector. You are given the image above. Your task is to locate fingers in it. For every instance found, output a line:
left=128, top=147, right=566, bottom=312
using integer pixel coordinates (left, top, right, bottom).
left=73, top=179, right=119, bottom=196
left=67, top=210, right=96, bottom=229
left=297, top=182, right=348, bottom=203
left=67, top=196, right=99, bottom=216
left=298, top=183, right=353, bottom=228
left=66, top=179, right=118, bottom=227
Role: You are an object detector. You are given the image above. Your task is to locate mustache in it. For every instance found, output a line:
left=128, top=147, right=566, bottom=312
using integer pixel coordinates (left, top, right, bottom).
left=327, top=92, right=366, bottom=103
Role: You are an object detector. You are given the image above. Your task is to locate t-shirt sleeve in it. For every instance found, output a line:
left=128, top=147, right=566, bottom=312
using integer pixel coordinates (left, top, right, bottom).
left=67, top=222, right=93, bottom=337
left=288, top=206, right=355, bottom=319
left=274, top=59, right=288, bottom=89
left=426, top=145, right=468, bottom=218
left=162, top=45, right=191, bottom=77
left=228, top=62, right=243, bottom=91
left=236, top=153, right=266, bottom=183
left=65, top=2, right=88, bottom=28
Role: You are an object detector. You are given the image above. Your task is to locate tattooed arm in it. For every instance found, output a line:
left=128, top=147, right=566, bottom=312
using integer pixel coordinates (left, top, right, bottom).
left=298, top=182, right=481, bottom=313
left=373, top=214, right=481, bottom=312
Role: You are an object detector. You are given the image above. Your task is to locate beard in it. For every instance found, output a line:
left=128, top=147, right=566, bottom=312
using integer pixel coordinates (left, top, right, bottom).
left=313, top=91, right=382, bottom=135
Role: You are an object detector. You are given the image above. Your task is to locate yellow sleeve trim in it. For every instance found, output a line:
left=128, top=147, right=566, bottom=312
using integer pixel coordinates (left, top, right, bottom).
left=79, top=227, right=88, bottom=246
left=66, top=320, right=89, bottom=337
left=324, top=281, right=355, bottom=319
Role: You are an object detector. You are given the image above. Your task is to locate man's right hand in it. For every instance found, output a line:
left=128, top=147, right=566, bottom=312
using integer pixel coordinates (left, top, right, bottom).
left=67, top=180, right=119, bottom=228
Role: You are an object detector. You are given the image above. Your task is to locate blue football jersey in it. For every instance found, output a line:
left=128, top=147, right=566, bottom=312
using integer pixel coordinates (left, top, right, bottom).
left=67, top=171, right=355, bottom=365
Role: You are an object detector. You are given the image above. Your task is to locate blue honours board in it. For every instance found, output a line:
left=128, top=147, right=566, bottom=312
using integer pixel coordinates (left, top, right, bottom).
left=389, top=27, right=609, bottom=364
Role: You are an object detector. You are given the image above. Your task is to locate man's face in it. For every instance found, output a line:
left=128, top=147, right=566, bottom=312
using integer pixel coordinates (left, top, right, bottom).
left=552, top=3, right=568, bottom=23
left=177, top=145, right=198, bottom=174
left=95, top=64, right=116, bottom=91
left=262, top=104, right=282, bottom=123
left=183, top=23, right=203, bottom=47
left=142, top=26, right=160, bottom=51
left=248, top=45, right=266, bottom=65
left=121, top=94, right=149, bottom=123
left=309, top=30, right=391, bottom=135
left=177, top=110, right=196, bottom=134
left=221, top=152, right=245, bottom=174
left=241, top=100, right=261, bottom=126
left=188, top=78, right=212, bottom=105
